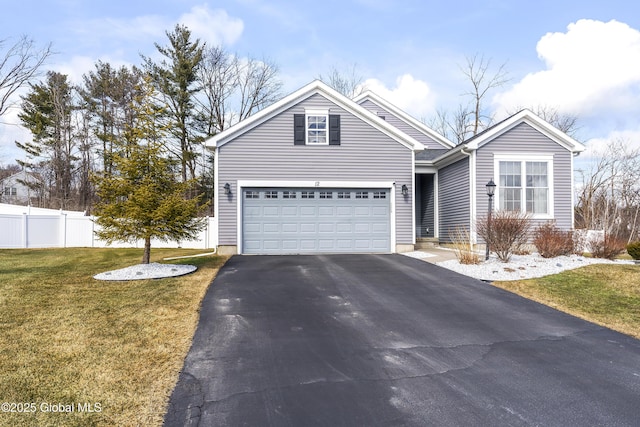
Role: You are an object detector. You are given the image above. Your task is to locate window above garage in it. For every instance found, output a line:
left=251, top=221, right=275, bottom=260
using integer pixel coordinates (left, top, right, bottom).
left=294, top=110, right=340, bottom=146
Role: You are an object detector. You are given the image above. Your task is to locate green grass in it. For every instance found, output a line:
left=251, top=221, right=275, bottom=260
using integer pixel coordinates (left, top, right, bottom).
left=0, top=248, right=227, bottom=427
left=493, top=263, right=640, bottom=339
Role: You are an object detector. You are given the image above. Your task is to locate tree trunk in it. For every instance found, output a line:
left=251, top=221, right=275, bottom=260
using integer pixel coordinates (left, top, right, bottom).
left=142, top=237, right=151, bottom=264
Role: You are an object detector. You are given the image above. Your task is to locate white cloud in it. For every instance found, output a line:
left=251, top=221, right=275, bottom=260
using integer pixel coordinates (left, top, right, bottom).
left=582, top=129, right=640, bottom=159
left=179, top=5, right=244, bottom=46
left=362, top=74, right=436, bottom=119
left=493, top=19, right=640, bottom=117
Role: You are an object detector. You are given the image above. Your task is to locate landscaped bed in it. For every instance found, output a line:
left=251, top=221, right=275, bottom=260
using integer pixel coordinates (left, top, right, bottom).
left=0, top=248, right=227, bottom=427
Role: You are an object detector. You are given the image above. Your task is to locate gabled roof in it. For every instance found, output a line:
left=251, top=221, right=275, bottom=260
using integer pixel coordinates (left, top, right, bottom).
left=462, top=109, right=586, bottom=153
left=353, top=90, right=456, bottom=149
left=428, top=109, right=586, bottom=167
left=204, top=80, right=425, bottom=152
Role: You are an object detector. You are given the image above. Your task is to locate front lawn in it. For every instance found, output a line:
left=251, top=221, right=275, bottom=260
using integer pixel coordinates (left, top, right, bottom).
left=493, top=263, right=640, bottom=339
left=0, top=248, right=227, bottom=427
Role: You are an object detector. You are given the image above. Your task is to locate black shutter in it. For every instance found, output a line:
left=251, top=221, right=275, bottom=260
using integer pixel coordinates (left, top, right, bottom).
left=329, top=114, right=340, bottom=145
left=294, top=114, right=305, bottom=145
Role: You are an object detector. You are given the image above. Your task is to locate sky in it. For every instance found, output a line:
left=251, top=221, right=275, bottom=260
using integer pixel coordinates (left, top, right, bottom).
left=2, top=0, right=640, bottom=164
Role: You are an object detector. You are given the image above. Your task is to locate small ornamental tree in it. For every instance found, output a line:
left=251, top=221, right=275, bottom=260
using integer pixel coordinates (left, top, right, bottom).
left=92, top=78, right=206, bottom=264
left=476, top=210, right=532, bottom=262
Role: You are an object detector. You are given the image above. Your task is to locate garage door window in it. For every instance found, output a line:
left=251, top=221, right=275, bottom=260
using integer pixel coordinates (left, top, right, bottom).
left=319, top=191, right=333, bottom=199
left=301, top=191, right=315, bottom=198
left=245, top=190, right=259, bottom=199
left=337, top=191, right=350, bottom=199
left=265, top=191, right=278, bottom=199
left=283, top=191, right=297, bottom=199
left=373, top=191, right=386, bottom=199
left=356, top=191, right=369, bottom=199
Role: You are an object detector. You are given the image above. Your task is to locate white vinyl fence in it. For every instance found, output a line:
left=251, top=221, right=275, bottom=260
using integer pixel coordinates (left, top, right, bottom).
left=0, top=204, right=217, bottom=249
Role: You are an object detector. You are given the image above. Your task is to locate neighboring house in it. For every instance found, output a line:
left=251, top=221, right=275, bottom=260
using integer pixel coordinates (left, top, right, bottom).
left=205, top=80, right=585, bottom=255
left=0, top=170, right=40, bottom=205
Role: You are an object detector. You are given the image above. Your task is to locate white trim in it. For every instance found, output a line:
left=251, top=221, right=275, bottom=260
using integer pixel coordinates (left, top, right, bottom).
left=354, top=91, right=456, bottom=149
left=235, top=180, right=396, bottom=254
left=571, top=153, right=576, bottom=228
left=411, top=155, right=416, bottom=245
left=205, top=80, right=425, bottom=152
left=213, top=146, right=220, bottom=247
left=493, top=154, right=555, bottom=220
left=465, top=110, right=585, bottom=154
left=434, top=171, right=439, bottom=238
left=469, top=150, right=477, bottom=244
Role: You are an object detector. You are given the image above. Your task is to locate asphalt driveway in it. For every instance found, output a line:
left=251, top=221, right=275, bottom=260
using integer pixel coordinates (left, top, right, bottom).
left=164, top=254, right=640, bottom=426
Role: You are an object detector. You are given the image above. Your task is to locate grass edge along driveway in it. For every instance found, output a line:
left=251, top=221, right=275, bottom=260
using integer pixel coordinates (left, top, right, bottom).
left=0, top=248, right=228, bottom=427
left=493, top=263, right=640, bottom=340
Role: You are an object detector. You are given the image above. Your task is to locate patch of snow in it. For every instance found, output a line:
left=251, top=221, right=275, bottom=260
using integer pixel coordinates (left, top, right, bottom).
left=437, top=254, right=633, bottom=281
left=94, top=262, right=197, bottom=281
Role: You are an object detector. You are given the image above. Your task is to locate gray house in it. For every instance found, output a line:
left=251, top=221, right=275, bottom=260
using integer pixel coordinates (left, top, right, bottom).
left=205, top=80, right=585, bottom=255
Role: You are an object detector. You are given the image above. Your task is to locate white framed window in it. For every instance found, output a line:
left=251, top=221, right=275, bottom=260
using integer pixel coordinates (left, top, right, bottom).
left=319, top=191, right=332, bottom=199
left=356, top=191, right=369, bottom=199
left=337, top=191, right=350, bottom=199
left=373, top=191, right=386, bottom=199
left=264, top=191, right=278, bottom=199
left=494, top=155, right=553, bottom=218
left=283, top=191, right=297, bottom=199
left=305, top=109, right=328, bottom=145
left=301, top=191, right=315, bottom=199
left=245, top=190, right=259, bottom=199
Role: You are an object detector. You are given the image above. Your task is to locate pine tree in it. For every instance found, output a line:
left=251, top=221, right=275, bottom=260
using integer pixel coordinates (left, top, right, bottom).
left=92, top=77, right=206, bottom=264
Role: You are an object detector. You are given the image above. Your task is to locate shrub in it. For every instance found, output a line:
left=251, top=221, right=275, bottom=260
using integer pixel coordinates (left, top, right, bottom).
left=450, top=226, right=481, bottom=265
left=476, top=210, right=532, bottom=262
left=591, top=234, right=627, bottom=260
left=627, top=241, right=640, bottom=260
left=533, top=221, right=575, bottom=258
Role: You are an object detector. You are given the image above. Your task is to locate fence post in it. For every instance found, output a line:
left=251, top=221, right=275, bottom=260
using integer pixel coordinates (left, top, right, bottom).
left=22, top=212, right=28, bottom=248
left=60, top=212, right=67, bottom=248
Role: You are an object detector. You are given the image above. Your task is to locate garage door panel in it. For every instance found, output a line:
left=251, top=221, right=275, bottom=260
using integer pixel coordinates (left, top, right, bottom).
left=263, top=223, right=280, bottom=233
left=282, top=223, right=298, bottom=233
left=243, top=187, right=390, bottom=254
left=282, top=206, right=298, bottom=216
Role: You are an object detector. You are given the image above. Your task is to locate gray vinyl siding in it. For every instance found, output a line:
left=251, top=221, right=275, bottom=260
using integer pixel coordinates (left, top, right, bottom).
left=475, top=122, right=574, bottom=230
left=217, top=93, right=414, bottom=247
left=438, top=157, right=470, bottom=242
left=359, top=99, right=450, bottom=149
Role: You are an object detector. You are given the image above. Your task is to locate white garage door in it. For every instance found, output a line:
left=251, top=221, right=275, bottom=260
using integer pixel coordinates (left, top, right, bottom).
left=242, top=188, right=391, bottom=254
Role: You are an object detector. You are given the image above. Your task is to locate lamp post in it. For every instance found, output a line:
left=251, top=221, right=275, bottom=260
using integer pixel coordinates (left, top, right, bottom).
left=485, top=179, right=496, bottom=261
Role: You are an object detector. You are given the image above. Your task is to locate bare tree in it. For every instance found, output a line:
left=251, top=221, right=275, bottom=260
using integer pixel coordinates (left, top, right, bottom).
left=236, top=57, right=282, bottom=123
left=575, top=138, right=640, bottom=242
left=318, top=64, right=366, bottom=98
left=0, top=36, right=53, bottom=118
left=460, top=53, right=510, bottom=136
left=508, top=105, right=580, bottom=137
left=196, top=49, right=281, bottom=134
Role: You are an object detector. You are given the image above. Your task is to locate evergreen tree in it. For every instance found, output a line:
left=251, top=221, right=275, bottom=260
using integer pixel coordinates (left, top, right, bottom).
left=92, top=77, right=206, bottom=264
left=143, top=24, right=204, bottom=183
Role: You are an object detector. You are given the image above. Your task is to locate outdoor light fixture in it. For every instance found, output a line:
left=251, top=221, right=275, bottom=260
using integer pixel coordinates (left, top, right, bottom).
left=485, top=179, right=496, bottom=260
left=224, top=182, right=231, bottom=195
left=486, top=179, right=496, bottom=197
left=401, top=184, right=408, bottom=196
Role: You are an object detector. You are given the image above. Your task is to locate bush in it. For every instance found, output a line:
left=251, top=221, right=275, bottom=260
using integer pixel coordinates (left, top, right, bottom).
left=591, top=234, right=627, bottom=260
left=627, top=241, right=640, bottom=260
left=450, top=226, right=481, bottom=265
left=533, top=221, right=575, bottom=258
left=476, top=210, right=532, bottom=262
